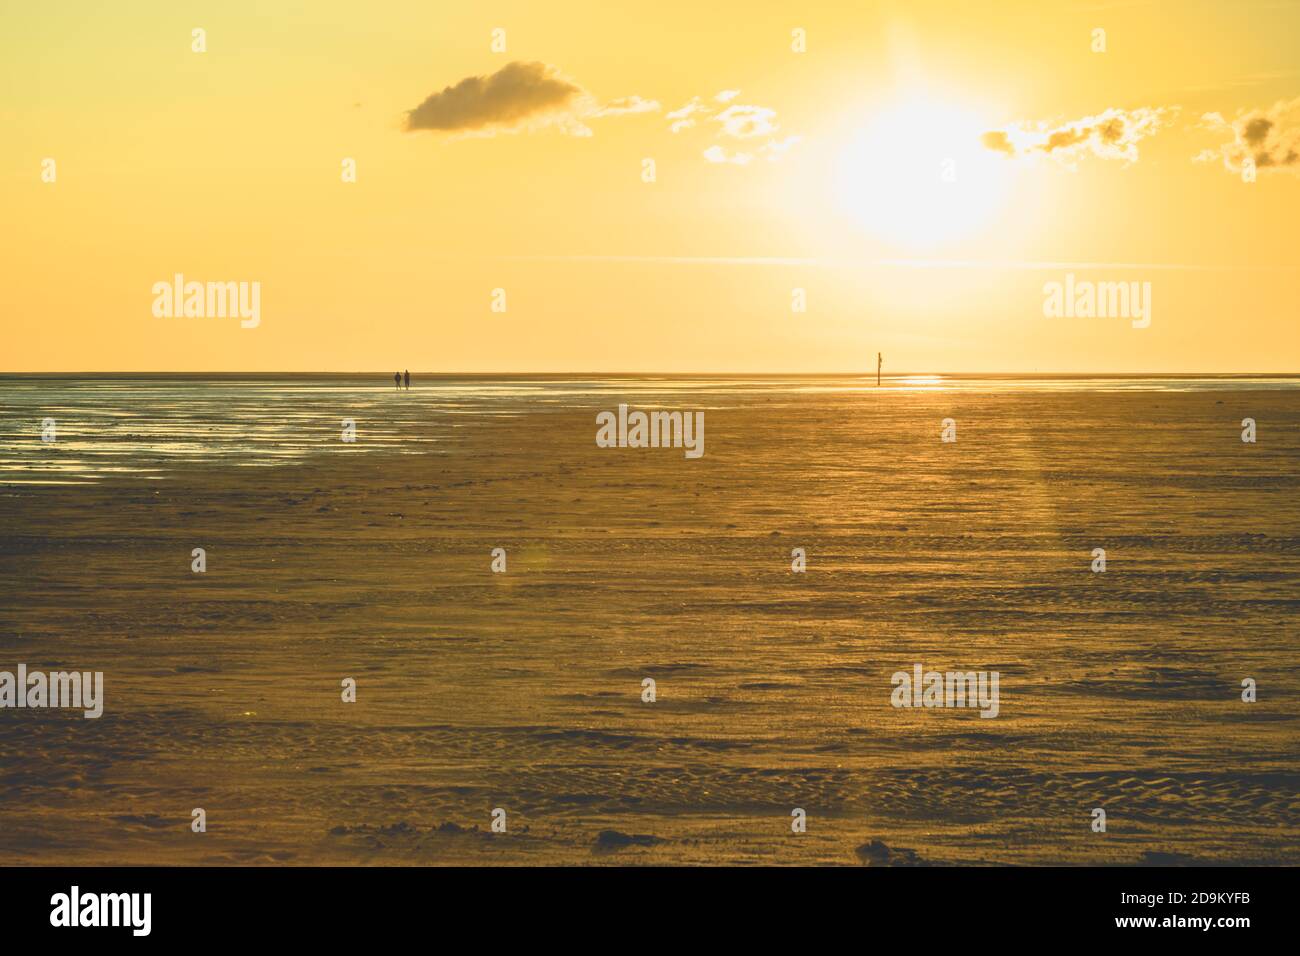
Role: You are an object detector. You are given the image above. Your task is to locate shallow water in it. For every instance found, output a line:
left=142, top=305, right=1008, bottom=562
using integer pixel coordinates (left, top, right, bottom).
left=3, top=374, right=1297, bottom=484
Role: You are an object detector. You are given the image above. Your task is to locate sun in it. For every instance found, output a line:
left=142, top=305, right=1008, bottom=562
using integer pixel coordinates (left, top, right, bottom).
left=833, top=95, right=1010, bottom=248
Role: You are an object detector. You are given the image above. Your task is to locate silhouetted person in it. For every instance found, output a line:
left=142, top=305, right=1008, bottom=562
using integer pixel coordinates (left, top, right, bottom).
left=877, top=352, right=882, bottom=387
left=404, top=369, right=410, bottom=390
left=394, top=371, right=401, bottom=390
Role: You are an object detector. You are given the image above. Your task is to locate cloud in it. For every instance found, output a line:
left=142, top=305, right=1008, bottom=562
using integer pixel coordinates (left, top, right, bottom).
left=981, top=107, right=1176, bottom=166
left=703, top=145, right=754, bottom=165
left=759, top=135, right=802, bottom=159
left=667, top=91, right=800, bottom=163
left=404, top=61, right=657, bottom=136
left=714, top=104, right=779, bottom=139
left=980, top=130, right=1015, bottom=155
left=405, top=62, right=578, bottom=133
left=703, top=135, right=801, bottom=165
left=590, top=95, right=660, bottom=118
left=667, top=96, right=708, bottom=133
left=1195, top=97, right=1300, bottom=174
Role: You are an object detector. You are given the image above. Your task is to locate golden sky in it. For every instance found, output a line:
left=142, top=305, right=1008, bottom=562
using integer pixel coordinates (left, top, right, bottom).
left=3, top=0, right=1298, bottom=373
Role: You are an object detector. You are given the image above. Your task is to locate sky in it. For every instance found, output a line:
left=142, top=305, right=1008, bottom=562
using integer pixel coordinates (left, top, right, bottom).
left=2, top=0, right=1298, bottom=373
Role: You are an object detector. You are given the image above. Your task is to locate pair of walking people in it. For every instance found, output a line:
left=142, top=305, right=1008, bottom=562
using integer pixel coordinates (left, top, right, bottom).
left=394, top=370, right=409, bottom=390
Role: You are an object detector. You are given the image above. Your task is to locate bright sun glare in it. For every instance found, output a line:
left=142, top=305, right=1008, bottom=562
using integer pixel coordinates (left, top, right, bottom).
left=834, top=96, right=1010, bottom=248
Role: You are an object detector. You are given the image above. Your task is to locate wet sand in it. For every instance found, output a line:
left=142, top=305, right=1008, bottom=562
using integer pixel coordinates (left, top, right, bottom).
left=1, top=380, right=1297, bottom=865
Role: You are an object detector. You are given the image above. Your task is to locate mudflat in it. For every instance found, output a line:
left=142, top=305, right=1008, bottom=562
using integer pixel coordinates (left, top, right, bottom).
left=1, top=378, right=1296, bottom=864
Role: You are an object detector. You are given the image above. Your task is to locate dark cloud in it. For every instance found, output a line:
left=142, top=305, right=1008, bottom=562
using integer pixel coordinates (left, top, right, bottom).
left=405, top=61, right=581, bottom=133
left=1243, top=117, right=1273, bottom=146
left=1254, top=148, right=1298, bottom=168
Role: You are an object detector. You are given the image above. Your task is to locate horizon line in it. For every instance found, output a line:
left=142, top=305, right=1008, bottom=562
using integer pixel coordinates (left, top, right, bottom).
left=3, top=371, right=1299, bottom=379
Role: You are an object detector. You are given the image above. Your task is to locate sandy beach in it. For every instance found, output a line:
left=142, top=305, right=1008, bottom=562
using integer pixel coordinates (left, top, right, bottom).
left=1, top=376, right=1297, bottom=865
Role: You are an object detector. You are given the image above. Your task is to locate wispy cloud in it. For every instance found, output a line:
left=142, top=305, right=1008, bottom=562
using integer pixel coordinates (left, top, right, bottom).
left=714, top=104, right=779, bottom=139
left=703, top=145, right=753, bottom=165
left=484, top=255, right=1292, bottom=273
left=667, top=90, right=801, bottom=164
left=981, top=107, right=1177, bottom=166
left=667, top=96, right=710, bottom=133
left=589, top=95, right=660, bottom=118
left=1182, top=69, right=1300, bottom=94
left=404, top=61, right=657, bottom=137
